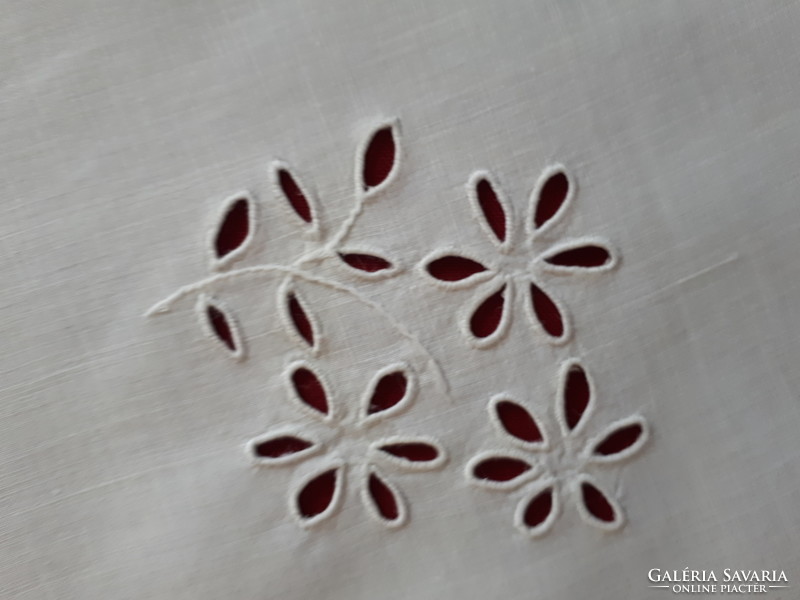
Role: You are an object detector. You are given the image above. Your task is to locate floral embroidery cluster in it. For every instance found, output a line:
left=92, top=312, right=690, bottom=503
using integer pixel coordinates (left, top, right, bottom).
left=148, top=117, right=649, bottom=536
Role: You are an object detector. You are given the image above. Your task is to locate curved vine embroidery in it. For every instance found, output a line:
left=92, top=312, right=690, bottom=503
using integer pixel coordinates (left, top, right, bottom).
left=466, top=359, right=649, bottom=537
left=146, top=118, right=450, bottom=397
left=420, top=166, right=618, bottom=348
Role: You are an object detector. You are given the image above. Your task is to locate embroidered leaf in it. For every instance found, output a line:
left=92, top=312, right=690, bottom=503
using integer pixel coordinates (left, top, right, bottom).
left=207, top=306, right=235, bottom=351
left=277, top=167, right=313, bottom=224
left=199, top=296, right=244, bottom=360
left=295, top=467, right=341, bottom=524
left=214, top=199, right=249, bottom=257
left=529, top=283, right=565, bottom=340
left=492, top=399, right=544, bottom=445
left=212, top=194, right=254, bottom=267
left=290, top=365, right=329, bottom=416
left=361, top=122, right=398, bottom=192
left=533, top=168, right=570, bottom=231
left=338, top=252, right=393, bottom=273
left=426, top=255, right=488, bottom=282
left=288, top=293, right=314, bottom=346
left=281, top=288, right=316, bottom=350
left=379, top=443, right=439, bottom=462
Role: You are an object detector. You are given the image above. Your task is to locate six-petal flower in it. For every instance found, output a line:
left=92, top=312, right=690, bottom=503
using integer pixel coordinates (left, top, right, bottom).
left=247, top=361, right=447, bottom=528
left=421, top=167, right=618, bottom=348
left=157, top=119, right=648, bottom=540
left=466, top=359, right=649, bottom=537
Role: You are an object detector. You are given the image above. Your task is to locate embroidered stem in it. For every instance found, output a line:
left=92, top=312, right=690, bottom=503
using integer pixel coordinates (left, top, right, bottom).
left=146, top=264, right=451, bottom=398
left=328, top=191, right=366, bottom=249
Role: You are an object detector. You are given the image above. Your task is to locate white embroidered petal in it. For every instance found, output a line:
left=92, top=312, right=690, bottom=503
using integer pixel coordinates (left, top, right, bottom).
left=585, top=415, right=649, bottom=464
left=573, top=474, right=625, bottom=531
left=467, top=170, right=513, bottom=252
left=361, top=466, right=408, bottom=528
left=291, top=462, right=346, bottom=528
left=555, top=359, right=595, bottom=438
left=465, top=450, right=540, bottom=491
left=247, top=429, right=320, bottom=466
left=525, top=280, right=571, bottom=344
left=514, top=479, right=559, bottom=537
left=488, top=395, right=548, bottom=450
left=284, top=361, right=335, bottom=422
left=359, top=363, right=416, bottom=425
left=462, top=277, right=513, bottom=349
left=539, top=237, right=618, bottom=274
left=420, top=248, right=494, bottom=290
left=371, top=436, right=447, bottom=471
left=528, top=165, right=574, bottom=238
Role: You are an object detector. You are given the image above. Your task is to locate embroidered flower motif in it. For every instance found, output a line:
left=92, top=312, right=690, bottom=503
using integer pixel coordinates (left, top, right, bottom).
left=247, top=361, right=447, bottom=528
left=421, top=166, right=618, bottom=348
left=466, top=359, right=648, bottom=537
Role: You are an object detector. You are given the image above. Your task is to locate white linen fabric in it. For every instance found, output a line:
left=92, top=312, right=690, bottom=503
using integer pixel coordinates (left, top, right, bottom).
left=2, top=1, right=800, bottom=598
